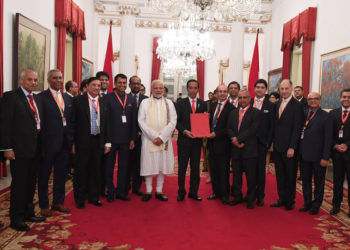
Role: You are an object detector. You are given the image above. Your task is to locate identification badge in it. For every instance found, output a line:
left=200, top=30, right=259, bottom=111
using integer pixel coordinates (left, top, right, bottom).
left=339, top=129, right=344, bottom=138
left=62, top=117, right=67, bottom=127
left=122, top=115, right=127, bottom=123
left=301, top=130, right=304, bottom=140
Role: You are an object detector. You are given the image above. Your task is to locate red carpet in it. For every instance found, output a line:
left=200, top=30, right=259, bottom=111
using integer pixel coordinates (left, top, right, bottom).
left=61, top=174, right=331, bottom=249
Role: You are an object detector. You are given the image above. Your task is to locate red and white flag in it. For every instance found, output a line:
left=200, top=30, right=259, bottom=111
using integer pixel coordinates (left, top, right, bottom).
left=248, top=29, right=260, bottom=98
left=103, top=22, right=114, bottom=93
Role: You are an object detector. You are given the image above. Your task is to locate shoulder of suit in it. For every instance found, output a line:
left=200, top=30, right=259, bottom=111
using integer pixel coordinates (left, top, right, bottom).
left=329, top=108, right=341, bottom=115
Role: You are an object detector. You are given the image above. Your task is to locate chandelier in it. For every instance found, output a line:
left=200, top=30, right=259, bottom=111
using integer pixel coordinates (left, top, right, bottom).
left=156, top=20, right=215, bottom=76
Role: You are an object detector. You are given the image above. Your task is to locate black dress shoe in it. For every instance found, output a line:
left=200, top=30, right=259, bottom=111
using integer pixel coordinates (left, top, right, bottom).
left=177, top=194, right=185, bottom=202
left=88, top=200, right=103, bottom=206
left=207, top=194, right=218, bottom=200
left=25, top=216, right=46, bottom=222
left=270, top=201, right=285, bottom=207
left=222, top=197, right=229, bottom=205
left=133, top=190, right=144, bottom=196
left=101, top=191, right=108, bottom=197
left=10, top=221, right=30, bottom=231
left=257, top=198, right=264, bottom=207
left=76, top=202, right=85, bottom=209
left=330, top=206, right=340, bottom=215
left=116, top=193, right=131, bottom=201
left=188, top=194, right=202, bottom=201
left=142, top=194, right=152, bottom=202
left=299, top=205, right=311, bottom=212
left=309, top=208, right=319, bottom=215
left=247, top=202, right=255, bottom=209
left=155, top=193, right=168, bottom=201
left=107, top=193, right=114, bottom=202
left=229, top=199, right=243, bottom=206
left=285, top=204, right=295, bottom=210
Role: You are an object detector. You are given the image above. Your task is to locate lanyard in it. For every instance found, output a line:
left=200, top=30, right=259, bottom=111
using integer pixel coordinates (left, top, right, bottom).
left=88, top=96, right=99, bottom=114
left=216, top=99, right=228, bottom=119
left=303, top=111, right=316, bottom=130
left=232, top=98, right=238, bottom=106
left=279, top=98, right=292, bottom=116
left=114, top=91, right=127, bottom=110
left=254, top=97, right=264, bottom=109
left=341, top=110, right=350, bottom=128
left=50, top=89, right=64, bottom=116
left=239, top=105, right=250, bottom=123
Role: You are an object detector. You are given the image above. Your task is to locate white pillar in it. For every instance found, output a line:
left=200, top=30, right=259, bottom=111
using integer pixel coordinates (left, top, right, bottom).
left=119, top=7, right=137, bottom=77
left=261, top=23, right=271, bottom=80
left=227, top=21, right=244, bottom=85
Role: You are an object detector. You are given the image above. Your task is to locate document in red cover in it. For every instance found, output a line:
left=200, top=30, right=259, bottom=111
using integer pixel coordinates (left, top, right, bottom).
left=190, top=113, right=210, bottom=138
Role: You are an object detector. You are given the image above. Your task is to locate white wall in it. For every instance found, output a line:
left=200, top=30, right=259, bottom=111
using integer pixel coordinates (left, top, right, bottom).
left=3, top=0, right=95, bottom=92
left=268, top=0, right=350, bottom=92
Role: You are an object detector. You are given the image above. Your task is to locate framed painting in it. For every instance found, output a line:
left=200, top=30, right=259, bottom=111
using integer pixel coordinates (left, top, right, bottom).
left=14, top=13, right=51, bottom=92
left=268, top=68, right=282, bottom=94
left=82, top=58, right=94, bottom=81
left=320, top=47, right=350, bottom=109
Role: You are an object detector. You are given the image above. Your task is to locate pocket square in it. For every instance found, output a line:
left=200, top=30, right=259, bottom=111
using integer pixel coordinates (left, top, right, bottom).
left=264, top=110, right=269, bottom=113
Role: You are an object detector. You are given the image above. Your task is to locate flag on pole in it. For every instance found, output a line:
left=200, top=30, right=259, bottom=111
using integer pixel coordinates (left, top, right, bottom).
left=103, top=21, right=114, bottom=93
left=248, top=29, right=260, bottom=98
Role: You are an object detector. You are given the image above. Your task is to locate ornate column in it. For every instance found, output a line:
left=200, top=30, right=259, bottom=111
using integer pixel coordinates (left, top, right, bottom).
left=227, top=21, right=244, bottom=85
left=118, top=5, right=140, bottom=77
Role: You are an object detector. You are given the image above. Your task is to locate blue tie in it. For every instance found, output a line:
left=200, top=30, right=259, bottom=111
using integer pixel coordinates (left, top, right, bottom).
left=91, top=99, right=100, bottom=135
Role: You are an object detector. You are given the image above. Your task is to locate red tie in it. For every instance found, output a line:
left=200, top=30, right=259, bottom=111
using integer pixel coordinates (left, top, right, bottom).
left=343, top=110, right=348, bottom=119
left=28, top=94, right=40, bottom=132
left=191, top=99, right=196, bottom=113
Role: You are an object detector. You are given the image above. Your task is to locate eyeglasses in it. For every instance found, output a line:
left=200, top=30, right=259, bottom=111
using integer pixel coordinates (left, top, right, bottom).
left=307, top=98, right=320, bottom=101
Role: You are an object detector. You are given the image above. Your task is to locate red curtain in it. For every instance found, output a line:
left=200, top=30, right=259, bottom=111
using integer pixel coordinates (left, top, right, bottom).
left=0, top=0, right=6, bottom=177
left=151, top=37, right=161, bottom=82
left=280, top=7, right=317, bottom=96
left=72, top=7, right=85, bottom=85
left=196, top=59, right=205, bottom=100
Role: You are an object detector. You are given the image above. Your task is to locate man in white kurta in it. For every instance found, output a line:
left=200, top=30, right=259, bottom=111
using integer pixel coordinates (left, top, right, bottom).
left=138, top=80, right=177, bottom=201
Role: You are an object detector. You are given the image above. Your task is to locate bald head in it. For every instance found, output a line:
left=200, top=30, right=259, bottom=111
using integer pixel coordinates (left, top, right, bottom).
left=279, top=79, right=293, bottom=99
left=238, top=90, right=251, bottom=108
left=307, top=92, right=321, bottom=110
left=217, top=84, right=228, bottom=102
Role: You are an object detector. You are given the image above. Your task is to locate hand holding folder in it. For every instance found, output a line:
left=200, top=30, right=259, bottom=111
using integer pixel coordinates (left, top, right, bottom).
left=190, top=113, right=210, bottom=138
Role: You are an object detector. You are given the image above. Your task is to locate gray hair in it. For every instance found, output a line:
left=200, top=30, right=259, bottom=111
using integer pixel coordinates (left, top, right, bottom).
left=151, top=79, right=163, bottom=88
left=239, top=89, right=250, bottom=98
left=47, top=69, right=62, bottom=79
left=20, top=69, right=38, bottom=78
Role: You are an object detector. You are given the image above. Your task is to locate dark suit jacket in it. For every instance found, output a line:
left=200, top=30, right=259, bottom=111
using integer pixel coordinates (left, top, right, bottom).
left=299, top=109, right=333, bottom=162
left=273, top=97, right=304, bottom=153
left=227, top=106, right=260, bottom=159
left=176, top=97, right=207, bottom=146
left=207, top=101, right=235, bottom=155
left=250, top=97, right=275, bottom=146
left=0, top=88, right=43, bottom=158
left=105, top=92, right=137, bottom=144
left=129, top=92, right=148, bottom=142
left=298, top=97, right=308, bottom=110
left=330, top=108, right=350, bottom=160
left=39, top=89, right=72, bottom=152
left=70, top=94, right=111, bottom=150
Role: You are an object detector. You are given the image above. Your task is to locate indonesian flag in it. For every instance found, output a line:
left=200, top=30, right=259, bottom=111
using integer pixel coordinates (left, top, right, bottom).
left=103, top=22, right=114, bottom=93
left=248, top=29, right=260, bottom=98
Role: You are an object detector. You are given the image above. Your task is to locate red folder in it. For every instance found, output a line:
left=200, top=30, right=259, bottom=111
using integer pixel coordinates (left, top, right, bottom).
left=190, top=113, right=210, bottom=138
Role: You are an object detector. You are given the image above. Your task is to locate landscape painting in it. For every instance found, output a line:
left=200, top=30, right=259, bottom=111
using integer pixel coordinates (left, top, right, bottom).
left=320, top=47, right=350, bottom=109
left=14, top=13, right=50, bottom=91
left=268, top=68, right=282, bottom=94
left=82, top=58, right=94, bottom=81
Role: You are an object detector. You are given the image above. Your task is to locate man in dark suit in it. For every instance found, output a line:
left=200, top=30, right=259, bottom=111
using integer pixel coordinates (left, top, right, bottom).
left=96, top=71, right=109, bottom=97
left=294, top=86, right=308, bottom=110
left=176, top=79, right=207, bottom=201
left=299, top=92, right=333, bottom=215
left=38, top=69, right=72, bottom=217
left=330, top=88, right=350, bottom=216
left=105, top=73, right=137, bottom=202
left=228, top=81, right=240, bottom=108
left=70, top=77, right=111, bottom=208
left=227, top=90, right=260, bottom=209
left=271, top=79, right=304, bottom=210
left=207, top=85, right=234, bottom=204
left=1, top=69, right=45, bottom=231
left=250, top=79, right=275, bottom=206
left=127, top=75, right=148, bottom=196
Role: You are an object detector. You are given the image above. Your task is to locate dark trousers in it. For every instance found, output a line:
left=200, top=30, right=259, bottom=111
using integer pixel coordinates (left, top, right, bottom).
left=74, top=135, right=103, bottom=204
left=105, top=143, right=129, bottom=196
left=10, top=156, right=40, bottom=223
left=127, top=137, right=142, bottom=192
left=300, top=159, right=326, bottom=209
left=232, top=157, right=257, bottom=203
left=274, top=151, right=298, bottom=206
left=256, top=143, right=268, bottom=200
left=100, top=155, right=107, bottom=194
left=332, top=152, right=350, bottom=207
left=178, top=141, right=202, bottom=195
left=38, top=148, right=69, bottom=209
left=209, top=150, right=230, bottom=198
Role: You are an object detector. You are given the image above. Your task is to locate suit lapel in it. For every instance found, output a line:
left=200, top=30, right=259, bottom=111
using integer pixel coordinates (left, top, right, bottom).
left=83, top=94, right=91, bottom=120
left=279, top=98, right=294, bottom=119
left=17, top=88, right=36, bottom=122
left=185, top=98, right=192, bottom=114
left=239, top=107, right=251, bottom=131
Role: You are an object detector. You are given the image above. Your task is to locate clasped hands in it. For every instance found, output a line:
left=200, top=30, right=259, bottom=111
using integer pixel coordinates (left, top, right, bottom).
left=231, top=137, right=244, bottom=148
left=334, top=143, right=348, bottom=153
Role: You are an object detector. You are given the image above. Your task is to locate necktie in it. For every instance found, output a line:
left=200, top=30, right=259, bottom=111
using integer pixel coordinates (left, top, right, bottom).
left=28, top=94, right=39, bottom=132
left=191, top=99, right=196, bottom=113
left=91, top=99, right=100, bottom=135
left=343, top=110, right=348, bottom=119
left=279, top=100, right=286, bottom=118
left=238, top=108, right=244, bottom=131
left=212, top=102, right=222, bottom=130
left=256, top=99, right=260, bottom=106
